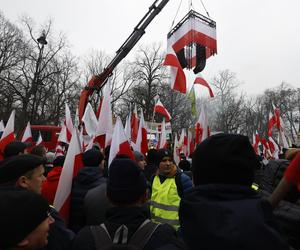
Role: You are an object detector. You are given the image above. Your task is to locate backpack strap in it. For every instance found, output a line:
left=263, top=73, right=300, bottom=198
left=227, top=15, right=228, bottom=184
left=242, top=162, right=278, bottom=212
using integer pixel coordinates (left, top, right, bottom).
left=129, top=219, right=160, bottom=249
left=90, top=223, right=112, bottom=250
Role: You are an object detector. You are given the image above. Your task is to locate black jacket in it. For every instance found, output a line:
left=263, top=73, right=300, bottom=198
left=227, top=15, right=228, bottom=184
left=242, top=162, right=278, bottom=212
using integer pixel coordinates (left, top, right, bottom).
left=179, top=184, right=290, bottom=250
left=69, top=167, right=106, bottom=232
left=72, top=206, right=186, bottom=250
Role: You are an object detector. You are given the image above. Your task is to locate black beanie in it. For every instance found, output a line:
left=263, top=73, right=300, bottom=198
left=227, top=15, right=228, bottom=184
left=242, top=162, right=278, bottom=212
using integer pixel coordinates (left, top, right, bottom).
left=192, top=133, right=260, bottom=186
left=4, top=141, right=27, bottom=159
left=107, top=158, right=147, bottom=204
left=0, top=154, right=46, bottom=184
left=0, top=188, right=49, bottom=249
left=82, top=149, right=104, bottom=167
left=156, top=149, right=173, bottom=166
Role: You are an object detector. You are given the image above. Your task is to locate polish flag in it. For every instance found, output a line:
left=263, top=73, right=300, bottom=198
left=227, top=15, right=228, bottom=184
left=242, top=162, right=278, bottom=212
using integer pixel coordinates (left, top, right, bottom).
left=82, top=103, right=98, bottom=137
left=95, top=84, right=113, bottom=149
left=272, top=104, right=281, bottom=130
left=108, top=117, right=134, bottom=166
left=163, top=37, right=186, bottom=93
left=133, top=109, right=148, bottom=155
left=57, top=123, right=68, bottom=144
left=131, top=104, right=139, bottom=144
left=65, top=104, right=73, bottom=142
left=96, top=97, right=103, bottom=119
left=194, top=74, right=214, bottom=97
left=21, top=122, right=33, bottom=143
left=268, top=137, right=279, bottom=159
left=124, top=114, right=131, bottom=142
left=53, top=128, right=83, bottom=223
left=158, top=119, right=168, bottom=149
left=173, top=133, right=180, bottom=165
left=36, top=132, right=43, bottom=146
left=55, top=143, right=65, bottom=157
left=267, top=111, right=277, bottom=137
left=154, top=99, right=171, bottom=122
left=0, top=110, right=15, bottom=159
left=195, top=106, right=209, bottom=144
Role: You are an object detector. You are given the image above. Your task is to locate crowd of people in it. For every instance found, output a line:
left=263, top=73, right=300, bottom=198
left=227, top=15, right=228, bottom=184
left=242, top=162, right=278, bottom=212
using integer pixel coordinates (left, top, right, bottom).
left=0, top=133, right=300, bottom=250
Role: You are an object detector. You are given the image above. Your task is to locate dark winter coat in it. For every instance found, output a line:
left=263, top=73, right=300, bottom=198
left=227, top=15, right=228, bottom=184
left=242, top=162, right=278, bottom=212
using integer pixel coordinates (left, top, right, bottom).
left=179, top=184, right=290, bottom=250
left=69, top=167, right=106, bottom=233
left=71, top=206, right=186, bottom=250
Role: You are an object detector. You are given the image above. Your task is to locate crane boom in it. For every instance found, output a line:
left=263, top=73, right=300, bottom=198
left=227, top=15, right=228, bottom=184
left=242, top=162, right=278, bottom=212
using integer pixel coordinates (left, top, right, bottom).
left=78, top=0, right=170, bottom=120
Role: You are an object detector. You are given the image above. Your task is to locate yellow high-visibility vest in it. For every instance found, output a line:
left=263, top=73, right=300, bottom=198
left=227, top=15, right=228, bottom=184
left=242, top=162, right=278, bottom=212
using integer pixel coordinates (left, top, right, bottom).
left=150, top=176, right=181, bottom=230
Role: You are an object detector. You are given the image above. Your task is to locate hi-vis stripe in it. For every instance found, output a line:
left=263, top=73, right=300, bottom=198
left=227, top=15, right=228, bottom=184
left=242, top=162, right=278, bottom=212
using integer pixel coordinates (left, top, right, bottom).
left=151, top=214, right=179, bottom=226
left=150, top=201, right=179, bottom=212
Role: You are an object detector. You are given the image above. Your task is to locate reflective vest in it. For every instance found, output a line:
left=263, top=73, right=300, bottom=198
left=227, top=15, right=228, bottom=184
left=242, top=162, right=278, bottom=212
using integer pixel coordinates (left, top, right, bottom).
left=150, top=176, right=181, bottom=230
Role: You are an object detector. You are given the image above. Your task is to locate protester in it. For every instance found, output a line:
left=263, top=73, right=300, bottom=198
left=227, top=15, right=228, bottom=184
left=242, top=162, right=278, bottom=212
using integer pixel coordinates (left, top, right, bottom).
left=134, top=150, right=147, bottom=170
left=72, top=158, right=186, bottom=250
left=150, top=149, right=192, bottom=230
left=31, top=144, right=47, bottom=158
left=0, top=188, right=54, bottom=250
left=143, top=148, right=158, bottom=181
left=42, top=156, right=66, bottom=204
left=3, top=141, right=28, bottom=159
left=69, top=148, right=106, bottom=233
left=179, top=133, right=290, bottom=250
left=0, top=154, right=74, bottom=250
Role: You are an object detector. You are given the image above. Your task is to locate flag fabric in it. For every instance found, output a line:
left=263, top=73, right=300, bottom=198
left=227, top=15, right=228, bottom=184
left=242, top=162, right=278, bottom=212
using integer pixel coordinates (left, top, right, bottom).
left=188, top=86, right=197, bottom=116
left=124, top=114, right=131, bottom=142
left=267, top=112, right=277, bottom=137
left=284, top=151, right=300, bottom=190
left=21, top=122, right=33, bottom=143
left=133, top=109, right=148, bottom=155
left=188, top=130, right=195, bottom=157
left=36, top=132, right=43, bottom=146
left=253, top=130, right=261, bottom=155
left=55, top=143, right=65, bottom=157
left=159, top=118, right=167, bottom=149
left=194, top=74, right=214, bottom=97
left=272, top=104, right=281, bottom=130
left=268, top=137, right=279, bottom=159
left=95, top=84, right=113, bottom=149
left=108, top=117, right=134, bottom=166
left=53, top=128, right=83, bottom=223
left=173, top=133, right=180, bottom=165
left=195, top=106, right=209, bottom=144
left=131, top=104, right=139, bottom=144
left=57, top=123, right=68, bottom=144
left=154, top=99, right=171, bottom=122
left=0, top=110, right=15, bottom=159
left=82, top=103, right=98, bottom=137
left=65, top=104, right=73, bottom=143
left=0, top=120, right=4, bottom=133
left=96, top=97, right=103, bottom=119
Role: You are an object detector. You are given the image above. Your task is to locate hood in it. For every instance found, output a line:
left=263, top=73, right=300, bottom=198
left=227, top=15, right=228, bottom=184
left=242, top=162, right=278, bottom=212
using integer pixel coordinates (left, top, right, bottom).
left=46, top=167, right=63, bottom=182
left=75, top=167, right=103, bottom=185
left=179, top=184, right=288, bottom=250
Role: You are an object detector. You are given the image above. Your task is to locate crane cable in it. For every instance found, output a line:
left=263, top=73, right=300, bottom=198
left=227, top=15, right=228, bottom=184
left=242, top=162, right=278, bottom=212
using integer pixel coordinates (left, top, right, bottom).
left=199, top=0, right=210, bottom=17
left=169, top=0, right=183, bottom=31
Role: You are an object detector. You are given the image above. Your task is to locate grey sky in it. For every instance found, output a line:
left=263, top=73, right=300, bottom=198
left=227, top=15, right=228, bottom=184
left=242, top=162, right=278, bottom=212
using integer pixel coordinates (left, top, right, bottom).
left=1, top=0, right=299, bottom=95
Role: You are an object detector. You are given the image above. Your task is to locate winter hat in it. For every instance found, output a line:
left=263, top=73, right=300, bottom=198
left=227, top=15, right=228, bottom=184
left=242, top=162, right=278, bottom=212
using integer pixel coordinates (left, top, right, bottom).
left=107, top=158, right=147, bottom=204
left=156, top=149, right=173, bottom=165
left=53, top=155, right=65, bottom=167
left=0, top=154, right=46, bottom=184
left=0, top=188, right=49, bottom=249
left=192, top=133, right=260, bottom=186
left=82, top=148, right=104, bottom=167
left=134, top=151, right=145, bottom=162
left=4, top=141, right=27, bottom=159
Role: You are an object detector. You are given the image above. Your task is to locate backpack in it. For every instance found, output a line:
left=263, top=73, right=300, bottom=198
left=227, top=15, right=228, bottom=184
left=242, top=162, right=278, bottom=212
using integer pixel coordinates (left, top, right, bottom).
left=90, top=219, right=159, bottom=250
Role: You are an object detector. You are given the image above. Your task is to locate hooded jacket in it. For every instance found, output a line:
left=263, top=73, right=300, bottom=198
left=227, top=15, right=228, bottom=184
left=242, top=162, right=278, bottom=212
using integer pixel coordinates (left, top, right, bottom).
left=179, top=184, right=290, bottom=250
left=42, top=166, right=63, bottom=205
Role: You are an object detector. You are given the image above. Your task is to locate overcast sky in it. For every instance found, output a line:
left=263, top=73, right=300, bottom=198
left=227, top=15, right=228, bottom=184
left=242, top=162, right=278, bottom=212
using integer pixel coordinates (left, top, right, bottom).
left=1, top=0, right=299, bottom=95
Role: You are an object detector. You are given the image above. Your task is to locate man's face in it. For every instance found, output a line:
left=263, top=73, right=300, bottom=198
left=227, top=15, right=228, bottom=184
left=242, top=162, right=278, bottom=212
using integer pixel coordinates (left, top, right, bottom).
left=137, top=159, right=147, bottom=170
left=24, top=212, right=55, bottom=249
left=159, top=156, right=173, bottom=175
left=25, top=165, right=46, bottom=194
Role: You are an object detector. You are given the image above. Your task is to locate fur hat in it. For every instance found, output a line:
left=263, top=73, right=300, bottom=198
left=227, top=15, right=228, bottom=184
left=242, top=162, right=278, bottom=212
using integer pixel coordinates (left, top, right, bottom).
left=107, top=158, right=147, bottom=204
left=0, top=154, right=46, bottom=184
left=192, top=133, right=260, bottom=186
left=0, top=188, right=49, bottom=249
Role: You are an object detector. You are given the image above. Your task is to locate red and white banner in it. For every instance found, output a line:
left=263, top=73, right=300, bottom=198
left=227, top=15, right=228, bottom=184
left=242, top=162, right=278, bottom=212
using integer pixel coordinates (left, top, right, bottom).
left=194, top=74, right=214, bottom=97
left=0, top=110, right=15, bottom=159
left=133, top=109, right=148, bottom=155
left=21, top=122, right=33, bottom=143
left=53, top=128, right=83, bottom=224
left=109, top=117, right=134, bottom=166
left=154, top=99, right=171, bottom=122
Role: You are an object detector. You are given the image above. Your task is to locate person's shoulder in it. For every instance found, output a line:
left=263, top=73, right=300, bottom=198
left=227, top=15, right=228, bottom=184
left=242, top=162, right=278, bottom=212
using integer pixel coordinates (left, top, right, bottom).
left=72, top=226, right=95, bottom=250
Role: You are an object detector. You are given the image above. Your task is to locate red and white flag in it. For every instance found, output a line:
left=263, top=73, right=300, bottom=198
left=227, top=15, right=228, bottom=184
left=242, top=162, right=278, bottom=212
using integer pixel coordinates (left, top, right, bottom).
left=0, top=110, right=15, bottom=159
left=252, top=130, right=261, bottom=155
left=53, top=128, right=83, bottom=223
left=36, top=132, right=43, bottom=146
left=268, top=137, right=279, bottom=159
left=133, top=109, right=148, bottom=155
left=21, top=122, right=33, bottom=143
left=195, top=106, right=209, bottom=144
left=82, top=102, right=98, bottom=137
left=131, top=104, right=139, bottom=144
left=108, top=117, right=134, bottom=166
left=267, top=111, right=277, bottom=137
left=65, top=104, right=73, bottom=143
left=154, top=99, right=171, bottom=122
left=124, top=114, right=131, bottom=142
left=158, top=118, right=168, bottom=149
left=194, top=74, right=214, bottom=97
left=95, top=84, right=113, bottom=149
